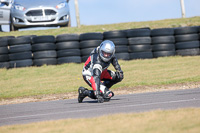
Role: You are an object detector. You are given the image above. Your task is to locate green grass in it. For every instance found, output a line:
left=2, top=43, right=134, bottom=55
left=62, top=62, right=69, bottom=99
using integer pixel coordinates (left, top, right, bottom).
left=1, top=56, right=200, bottom=100
left=0, top=16, right=200, bottom=37
left=0, top=16, right=200, bottom=132
left=0, top=108, right=199, bottom=133
left=0, top=17, right=200, bottom=100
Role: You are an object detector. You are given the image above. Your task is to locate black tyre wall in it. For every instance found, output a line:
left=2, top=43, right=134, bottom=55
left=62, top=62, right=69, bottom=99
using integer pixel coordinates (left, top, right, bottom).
left=1, top=25, right=200, bottom=69
left=128, top=37, right=151, bottom=45
left=9, top=59, right=33, bottom=68
left=0, top=62, right=9, bottom=68
left=151, top=28, right=174, bottom=37
left=32, top=43, right=56, bottom=52
left=79, top=32, right=103, bottom=41
left=103, top=30, right=127, bottom=39
left=115, top=53, right=130, bottom=60
left=175, top=26, right=200, bottom=56
left=32, top=35, right=55, bottom=44
left=56, top=41, right=80, bottom=50
left=57, top=56, right=81, bottom=64
left=80, top=40, right=102, bottom=49
left=152, top=44, right=175, bottom=51
left=9, top=44, right=32, bottom=53
left=8, top=37, right=31, bottom=46
left=56, top=37, right=81, bottom=64
left=80, top=33, right=103, bottom=62
left=33, top=58, right=57, bottom=66
left=153, top=51, right=175, bottom=58
left=0, top=37, right=9, bottom=68
left=8, top=37, right=33, bottom=68
left=126, top=28, right=151, bottom=37
left=176, top=48, right=200, bottom=56
left=32, top=37, right=57, bottom=66
left=174, top=26, right=199, bottom=35
left=56, top=34, right=79, bottom=42
left=128, top=30, right=153, bottom=60
left=129, top=52, right=153, bottom=59
left=108, top=38, right=128, bottom=46
left=57, top=49, right=81, bottom=57
left=175, top=41, right=199, bottom=50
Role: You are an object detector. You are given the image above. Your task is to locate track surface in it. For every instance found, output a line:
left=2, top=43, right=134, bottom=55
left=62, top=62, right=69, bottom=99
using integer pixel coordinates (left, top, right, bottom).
left=1, top=88, right=200, bottom=126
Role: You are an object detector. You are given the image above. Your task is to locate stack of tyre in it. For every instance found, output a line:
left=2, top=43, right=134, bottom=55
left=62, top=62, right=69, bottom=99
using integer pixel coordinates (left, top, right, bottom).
left=151, top=28, right=176, bottom=58
left=127, top=28, right=153, bottom=59
left=32, top=35, right=57, bottom=66
left=103, top=30, right=129, bottom=60
left=56, top=34, right=81, bottom=64
left=174, top=26, right=200, bottom=56
left=0, top=37, right=10, bottom=68
left=79, top=32, right=103, bottom=62
left=8, top=36, right=33, bottom=68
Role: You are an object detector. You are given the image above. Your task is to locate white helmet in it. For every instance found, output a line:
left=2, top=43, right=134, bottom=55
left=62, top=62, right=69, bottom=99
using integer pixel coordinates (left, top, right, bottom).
left=99, top=40, right=115, bottom=62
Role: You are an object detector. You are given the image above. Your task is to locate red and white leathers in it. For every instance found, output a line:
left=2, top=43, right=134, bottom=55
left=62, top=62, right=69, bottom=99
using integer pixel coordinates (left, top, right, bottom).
left=82, top=46, right=123, bottom=98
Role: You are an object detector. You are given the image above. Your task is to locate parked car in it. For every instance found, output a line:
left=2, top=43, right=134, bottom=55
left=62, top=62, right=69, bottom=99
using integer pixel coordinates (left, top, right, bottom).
left=10, top=0, right=71, bottom=31
left=0, top=0, right=12, bottom=26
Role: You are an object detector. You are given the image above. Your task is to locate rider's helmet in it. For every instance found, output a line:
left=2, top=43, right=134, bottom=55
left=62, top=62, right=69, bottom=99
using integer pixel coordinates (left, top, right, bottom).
left=99, top=40, right=115, bottom=62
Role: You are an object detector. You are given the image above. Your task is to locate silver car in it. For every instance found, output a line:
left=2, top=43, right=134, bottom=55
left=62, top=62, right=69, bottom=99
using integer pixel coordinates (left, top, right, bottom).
left=10, top=0, right=70, bottom=31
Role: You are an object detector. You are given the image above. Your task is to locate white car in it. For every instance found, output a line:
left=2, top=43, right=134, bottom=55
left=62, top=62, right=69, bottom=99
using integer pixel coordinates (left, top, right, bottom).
left=10, top=0, right=70, bottom=31
left=0, top=0, right=12, bottom=27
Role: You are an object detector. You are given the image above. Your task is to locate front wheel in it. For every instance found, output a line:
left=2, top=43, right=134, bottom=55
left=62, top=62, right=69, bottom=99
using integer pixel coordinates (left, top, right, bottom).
left=60, top=16, right=71, bottom=28
left=10, top=23, right=18, bottom=31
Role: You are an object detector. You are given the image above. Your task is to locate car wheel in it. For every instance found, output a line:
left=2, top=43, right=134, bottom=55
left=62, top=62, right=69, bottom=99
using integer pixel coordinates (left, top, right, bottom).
left=10, top=23, right=18, bottom=31
left=60, top=17, right=71, bottom=28
left=67, top=16, right=71, bottom=27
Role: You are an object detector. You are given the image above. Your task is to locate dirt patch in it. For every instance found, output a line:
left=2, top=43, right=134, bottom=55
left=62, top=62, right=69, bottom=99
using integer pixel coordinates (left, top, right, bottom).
left=1, top=82, right=200, bottom=105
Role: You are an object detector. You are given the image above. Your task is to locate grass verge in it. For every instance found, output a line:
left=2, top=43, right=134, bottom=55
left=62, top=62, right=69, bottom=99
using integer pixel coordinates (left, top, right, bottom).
left=0, top=17, right=200, bottom=37
left=0, top=108, right=199, bottom=133
left=1, top=56, right=200, bottom=100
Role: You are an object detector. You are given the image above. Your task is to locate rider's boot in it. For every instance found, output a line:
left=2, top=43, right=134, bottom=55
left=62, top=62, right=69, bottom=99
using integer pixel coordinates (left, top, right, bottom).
left=103, top=90, right=114, bottom=102
left=78, top=87, right=88, bottom=103
left=95, top=91, right=104, bottom=103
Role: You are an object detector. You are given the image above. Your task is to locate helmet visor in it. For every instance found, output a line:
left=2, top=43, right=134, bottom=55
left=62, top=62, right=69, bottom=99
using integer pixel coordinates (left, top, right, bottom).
left=101, top=50, right=112, bottom=58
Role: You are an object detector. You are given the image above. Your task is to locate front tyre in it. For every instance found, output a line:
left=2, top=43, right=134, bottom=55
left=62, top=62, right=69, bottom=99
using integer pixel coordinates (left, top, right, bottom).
left=60, top=17, right=71, bottom=28
left=10, top=23, right=18, bottom=31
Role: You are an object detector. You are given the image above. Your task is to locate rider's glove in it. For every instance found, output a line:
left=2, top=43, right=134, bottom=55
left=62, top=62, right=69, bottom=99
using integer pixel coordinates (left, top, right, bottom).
left=116, top=70, right=124, bottom=82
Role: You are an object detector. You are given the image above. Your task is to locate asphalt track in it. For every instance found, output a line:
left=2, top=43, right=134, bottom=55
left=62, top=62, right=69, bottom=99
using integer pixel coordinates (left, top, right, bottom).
left=0, top=88, right=200, bottom=126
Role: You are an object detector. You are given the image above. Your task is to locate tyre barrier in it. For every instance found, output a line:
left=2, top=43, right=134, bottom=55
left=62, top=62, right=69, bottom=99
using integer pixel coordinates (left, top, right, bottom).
left=151, top=28, right=176, bottom=58
left=103, top=30, right=129, bottom=60
left=0, top=37, right=9, bottom=68
left=8, top=36, right=33, bottom=68
left=128, top=28, right=153, bottom=59
left=32, top=35, right=57, bottom=66
left=174, top=26, right=200, bottom=56
left=80, top=32, right=103, bottom=62
left=56, top=34, right=81, bottom=64
left=0, top=26, right=200, bottom=69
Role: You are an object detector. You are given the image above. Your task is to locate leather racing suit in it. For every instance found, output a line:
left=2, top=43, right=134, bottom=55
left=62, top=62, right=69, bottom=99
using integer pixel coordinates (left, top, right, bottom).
left=82, top=46, right=123, bottom=99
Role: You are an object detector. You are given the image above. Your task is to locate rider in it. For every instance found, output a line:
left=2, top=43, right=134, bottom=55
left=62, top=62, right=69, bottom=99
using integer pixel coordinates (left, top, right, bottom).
left=78, top=40, right=124, bottom=103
